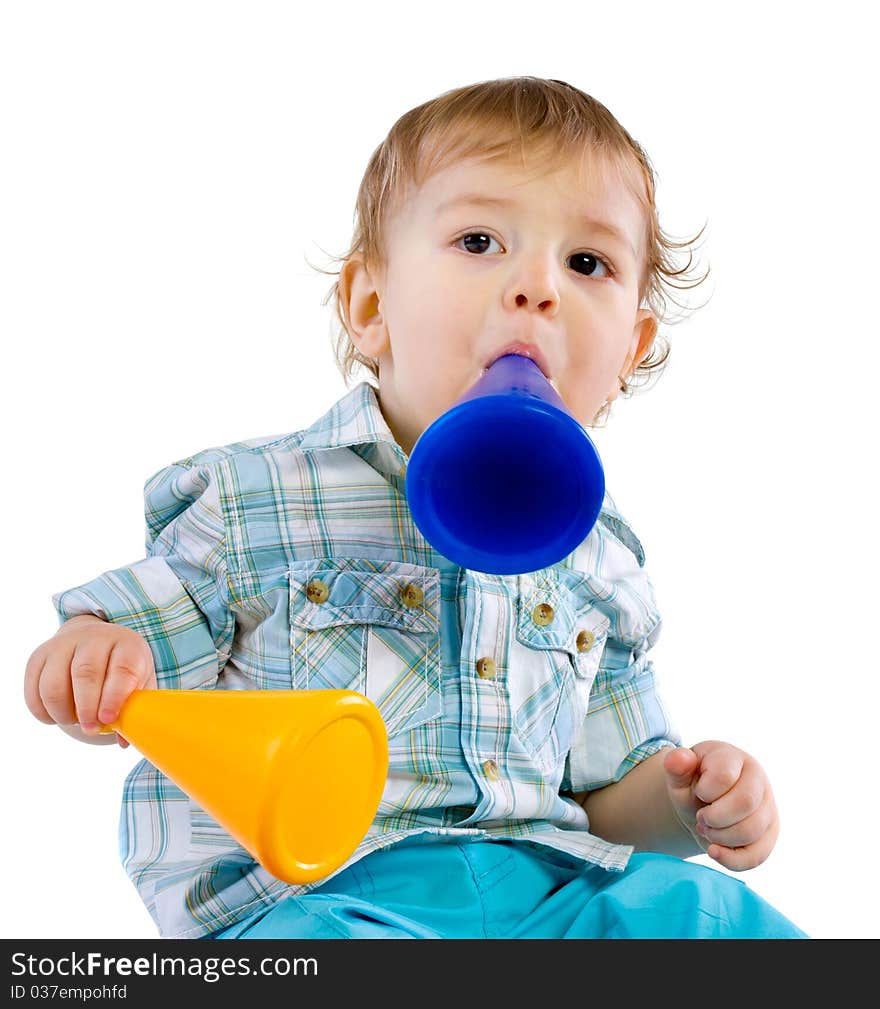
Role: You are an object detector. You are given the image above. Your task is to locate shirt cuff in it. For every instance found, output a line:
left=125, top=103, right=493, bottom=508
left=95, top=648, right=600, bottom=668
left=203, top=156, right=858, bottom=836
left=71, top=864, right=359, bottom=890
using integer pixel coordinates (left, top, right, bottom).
left=566, top=660, right=680, bottom=792
left=52, top=556, right=228, bottom=690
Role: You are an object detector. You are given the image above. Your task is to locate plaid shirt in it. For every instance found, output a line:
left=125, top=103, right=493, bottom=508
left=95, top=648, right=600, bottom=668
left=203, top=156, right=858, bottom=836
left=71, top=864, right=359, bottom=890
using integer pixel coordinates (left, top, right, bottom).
left=53, top=380, right=679, bottom=938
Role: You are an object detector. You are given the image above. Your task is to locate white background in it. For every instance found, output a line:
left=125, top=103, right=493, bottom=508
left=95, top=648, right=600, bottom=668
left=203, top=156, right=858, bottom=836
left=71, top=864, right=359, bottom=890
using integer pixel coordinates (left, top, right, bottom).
left=2, top=1, right=877, bottom=941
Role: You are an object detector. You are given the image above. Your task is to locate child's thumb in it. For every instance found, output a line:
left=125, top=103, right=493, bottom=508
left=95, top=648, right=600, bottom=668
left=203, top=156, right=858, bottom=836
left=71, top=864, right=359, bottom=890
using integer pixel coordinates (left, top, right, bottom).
left=663, top=747, right=700, bottom=791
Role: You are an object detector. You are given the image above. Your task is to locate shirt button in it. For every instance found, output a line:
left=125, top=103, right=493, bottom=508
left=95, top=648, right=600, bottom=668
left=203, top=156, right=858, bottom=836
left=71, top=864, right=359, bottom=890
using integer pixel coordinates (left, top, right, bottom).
left=305, top=579, right=330, bottom=604
left=400, top=583, right=424, bottom=608
left=482, top=759, right=500, bottom=781
left=531, top=602, right=555, bottom=627
left=476, top=657, right=497, bottom=679
left=576, top=630, right=596, bottom=653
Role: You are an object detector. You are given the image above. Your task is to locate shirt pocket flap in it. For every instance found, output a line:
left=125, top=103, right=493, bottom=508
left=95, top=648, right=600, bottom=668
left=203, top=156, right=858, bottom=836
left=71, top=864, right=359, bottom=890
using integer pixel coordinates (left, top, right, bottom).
left=509, top=569, right=610, bottom=773
left=289, top=558, right=439, bottom=634
left=288, top=558, right=442, bottom=739
left=515, top=569, right=610, bottom=664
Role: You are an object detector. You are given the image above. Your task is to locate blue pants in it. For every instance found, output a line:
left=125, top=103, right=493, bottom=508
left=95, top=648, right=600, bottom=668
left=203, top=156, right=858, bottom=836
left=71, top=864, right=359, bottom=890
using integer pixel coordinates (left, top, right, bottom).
left=213, top=835, right=807, bottom=939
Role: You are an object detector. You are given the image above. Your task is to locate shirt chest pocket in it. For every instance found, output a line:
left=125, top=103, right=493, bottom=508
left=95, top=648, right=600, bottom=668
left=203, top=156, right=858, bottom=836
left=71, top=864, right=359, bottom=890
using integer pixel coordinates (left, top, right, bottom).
left=509, top=571, right=610, bottom=774
left=288, top=559, right=442, bottom=739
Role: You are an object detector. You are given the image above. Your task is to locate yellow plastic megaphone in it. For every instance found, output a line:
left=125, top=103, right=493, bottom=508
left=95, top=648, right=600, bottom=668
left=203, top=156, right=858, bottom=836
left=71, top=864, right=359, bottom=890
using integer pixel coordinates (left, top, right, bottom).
left=100, top=688, right=388, bottom=885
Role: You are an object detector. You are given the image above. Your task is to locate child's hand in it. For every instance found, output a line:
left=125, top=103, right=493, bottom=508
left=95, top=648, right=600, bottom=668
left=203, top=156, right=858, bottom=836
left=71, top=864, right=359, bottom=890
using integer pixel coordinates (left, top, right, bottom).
left=24, top=614, right=156, bottom=746
left=662, top=741, right=780, bottom=871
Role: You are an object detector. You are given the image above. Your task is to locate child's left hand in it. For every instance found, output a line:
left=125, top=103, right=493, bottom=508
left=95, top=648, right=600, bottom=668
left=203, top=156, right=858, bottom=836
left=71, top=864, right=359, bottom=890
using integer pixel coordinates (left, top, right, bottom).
left=663, top=741, right=780, bottom=871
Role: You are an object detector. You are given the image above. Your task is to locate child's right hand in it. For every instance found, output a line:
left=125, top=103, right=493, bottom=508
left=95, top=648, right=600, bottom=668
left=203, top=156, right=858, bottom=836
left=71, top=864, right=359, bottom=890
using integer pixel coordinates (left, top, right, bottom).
left=24, top=614, right=157, bottom=746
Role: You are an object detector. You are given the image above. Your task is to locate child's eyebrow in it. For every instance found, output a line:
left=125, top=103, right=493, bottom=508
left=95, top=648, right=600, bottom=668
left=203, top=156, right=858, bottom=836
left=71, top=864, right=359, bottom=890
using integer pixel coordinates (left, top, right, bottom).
left=436, top=193, right=636, bottom=258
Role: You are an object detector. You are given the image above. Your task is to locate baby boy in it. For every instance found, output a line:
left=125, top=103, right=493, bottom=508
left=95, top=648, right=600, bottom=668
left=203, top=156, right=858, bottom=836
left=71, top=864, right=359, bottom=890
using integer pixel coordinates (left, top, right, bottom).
left=25, top=76, right=806, bottom=939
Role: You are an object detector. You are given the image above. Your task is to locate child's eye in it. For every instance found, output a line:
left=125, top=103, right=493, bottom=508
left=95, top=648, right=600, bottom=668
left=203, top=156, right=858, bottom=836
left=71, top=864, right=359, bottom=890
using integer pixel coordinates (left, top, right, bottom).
left=455, top=232, right=502, bottom=255
left=455, top=233, right=613, bottom=279
left=568, top=252, right=612, bottom=279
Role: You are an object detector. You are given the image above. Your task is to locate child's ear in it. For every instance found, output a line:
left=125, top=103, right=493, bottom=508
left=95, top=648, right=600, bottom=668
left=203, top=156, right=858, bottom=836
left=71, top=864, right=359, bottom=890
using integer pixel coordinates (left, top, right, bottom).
left=338, top=255, right=390, bottom=359
left=622, top=309, right=658, bottom=382
left=605, top=310, right=658, bottom=405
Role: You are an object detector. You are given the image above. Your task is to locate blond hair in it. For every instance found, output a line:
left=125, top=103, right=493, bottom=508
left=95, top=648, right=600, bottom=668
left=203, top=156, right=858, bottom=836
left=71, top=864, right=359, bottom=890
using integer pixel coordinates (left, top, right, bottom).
left=310, top=76, right=709, bottom=424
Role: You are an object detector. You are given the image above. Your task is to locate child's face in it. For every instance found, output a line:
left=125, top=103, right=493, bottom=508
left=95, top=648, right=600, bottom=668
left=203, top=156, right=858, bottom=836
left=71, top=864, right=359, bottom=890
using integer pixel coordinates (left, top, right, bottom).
left=343, top=151, right=657, bottom=456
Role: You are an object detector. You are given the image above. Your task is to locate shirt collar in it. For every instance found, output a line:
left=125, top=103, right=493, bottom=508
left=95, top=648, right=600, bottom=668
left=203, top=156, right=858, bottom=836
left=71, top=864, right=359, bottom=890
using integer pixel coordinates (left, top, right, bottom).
left=299, top=380, right=635, bottom=561
left=299, top=381, right=408, bottom=480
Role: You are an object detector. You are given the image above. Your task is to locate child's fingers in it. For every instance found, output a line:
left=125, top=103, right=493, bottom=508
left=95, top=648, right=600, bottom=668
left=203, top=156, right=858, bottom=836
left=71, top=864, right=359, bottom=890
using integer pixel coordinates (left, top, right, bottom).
left=691, top=742, right=744, bottom=804
left=697, top=762, right=768, bottom=830
left=662, top=747, right=700, bottom=797
left=706, top=817, right=779, bottom=871
left=70, top=637, right=115, bottom=730
left=697, top=792, right=777, bottom=850
left=35, top=649, right=79, bottom=727
left=96, top=640, right=155, bottom=725
left=24, top=646, right=56, bottom=724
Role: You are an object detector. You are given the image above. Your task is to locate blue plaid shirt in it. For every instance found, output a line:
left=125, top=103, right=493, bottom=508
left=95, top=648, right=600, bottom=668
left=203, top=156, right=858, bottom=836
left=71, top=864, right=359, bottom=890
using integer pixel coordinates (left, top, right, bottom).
left=53, top=381, right=680, bottom=938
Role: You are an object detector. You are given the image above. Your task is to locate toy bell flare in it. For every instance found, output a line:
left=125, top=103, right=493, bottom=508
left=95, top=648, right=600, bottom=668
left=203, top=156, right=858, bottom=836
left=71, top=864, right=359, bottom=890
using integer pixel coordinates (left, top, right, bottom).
left=405, top=354, right=605, bottom=575
left=101, top=688, right=388, bottom=884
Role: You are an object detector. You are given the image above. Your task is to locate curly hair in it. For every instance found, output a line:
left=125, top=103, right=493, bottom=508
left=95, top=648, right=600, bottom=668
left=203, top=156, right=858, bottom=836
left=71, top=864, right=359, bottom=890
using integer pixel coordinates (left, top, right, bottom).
left=309, top=76, right=709, bottom=425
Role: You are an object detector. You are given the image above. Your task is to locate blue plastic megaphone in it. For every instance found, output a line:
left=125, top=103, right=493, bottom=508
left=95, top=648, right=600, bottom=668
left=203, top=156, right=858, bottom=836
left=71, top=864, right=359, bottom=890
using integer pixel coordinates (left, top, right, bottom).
left=405, top=354, right=605, bottom=575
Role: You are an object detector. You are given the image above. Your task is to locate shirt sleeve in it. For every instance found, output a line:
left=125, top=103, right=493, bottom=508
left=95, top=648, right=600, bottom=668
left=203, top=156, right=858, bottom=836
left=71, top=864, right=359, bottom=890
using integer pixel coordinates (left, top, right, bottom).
left=565, top=504, right=681, bottom=792
left=51, top=461, right=234, bottom=690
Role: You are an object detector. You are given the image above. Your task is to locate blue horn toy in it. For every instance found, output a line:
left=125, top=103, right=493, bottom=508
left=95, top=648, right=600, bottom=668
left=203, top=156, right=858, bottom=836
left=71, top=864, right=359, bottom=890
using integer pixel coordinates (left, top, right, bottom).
left=405, top=354, right=605, bottom=575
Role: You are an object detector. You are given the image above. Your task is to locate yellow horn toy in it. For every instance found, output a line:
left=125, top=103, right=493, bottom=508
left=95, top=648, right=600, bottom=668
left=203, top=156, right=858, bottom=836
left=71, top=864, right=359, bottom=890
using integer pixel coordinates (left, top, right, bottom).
left=99, top=688, right=388, bottom=885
